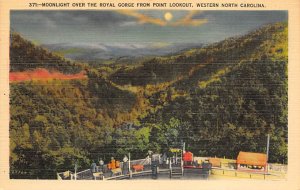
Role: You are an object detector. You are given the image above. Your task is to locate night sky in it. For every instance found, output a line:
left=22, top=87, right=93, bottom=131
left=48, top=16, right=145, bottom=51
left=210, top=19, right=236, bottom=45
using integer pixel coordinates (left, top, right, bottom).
left=10, top=10, right=287, bottom=45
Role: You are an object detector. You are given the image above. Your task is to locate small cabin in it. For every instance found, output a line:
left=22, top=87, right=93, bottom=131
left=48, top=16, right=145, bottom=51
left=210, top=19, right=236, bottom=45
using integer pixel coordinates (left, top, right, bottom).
left=237, top=151, right=267, bottom=171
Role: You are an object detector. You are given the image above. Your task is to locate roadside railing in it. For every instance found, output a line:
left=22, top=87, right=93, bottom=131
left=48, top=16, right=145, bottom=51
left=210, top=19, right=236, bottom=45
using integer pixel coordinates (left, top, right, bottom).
left=211, top=167, right=285, bottom=180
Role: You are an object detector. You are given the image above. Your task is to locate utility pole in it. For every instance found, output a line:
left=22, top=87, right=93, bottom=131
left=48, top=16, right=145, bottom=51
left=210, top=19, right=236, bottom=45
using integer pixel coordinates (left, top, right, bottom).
left=266, top=134, right=270, bottom=173
left=74, top=162, right=77, bottom=180
left=128, top=152, right=132, bottom=178
left=128, top=152, right=131, bottom=170
left=266, top=134, right=270, bottom=160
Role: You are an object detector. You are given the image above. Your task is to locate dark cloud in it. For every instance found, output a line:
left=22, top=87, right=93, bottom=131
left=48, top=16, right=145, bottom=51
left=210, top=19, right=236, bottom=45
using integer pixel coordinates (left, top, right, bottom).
left=11, top=10, right=135, bottom=27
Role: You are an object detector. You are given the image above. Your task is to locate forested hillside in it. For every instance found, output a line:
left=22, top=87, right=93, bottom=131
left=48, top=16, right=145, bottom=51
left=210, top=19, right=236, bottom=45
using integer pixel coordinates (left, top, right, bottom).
left=145, top=23, right=287, bottom=162
left=9, top=22, right=287, bottom=179
left=10, top=33, right=83, bottom=74
left=146, top=23, right=287, bottom=162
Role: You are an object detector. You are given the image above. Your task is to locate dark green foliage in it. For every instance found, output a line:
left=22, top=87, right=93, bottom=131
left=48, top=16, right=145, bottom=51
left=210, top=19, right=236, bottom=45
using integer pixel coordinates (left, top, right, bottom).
left=10, top=77, right=139, bottom=178
left=10, top=33, right=83, bottom=74
left=110, top=62, right=195, bottom=86
left=87, top=69, right=137, bottom=116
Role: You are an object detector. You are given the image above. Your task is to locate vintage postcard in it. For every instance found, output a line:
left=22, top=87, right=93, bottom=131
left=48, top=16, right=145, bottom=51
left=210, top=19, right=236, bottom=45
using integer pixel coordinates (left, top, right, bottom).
left=0, top=0, right=299, bottom=190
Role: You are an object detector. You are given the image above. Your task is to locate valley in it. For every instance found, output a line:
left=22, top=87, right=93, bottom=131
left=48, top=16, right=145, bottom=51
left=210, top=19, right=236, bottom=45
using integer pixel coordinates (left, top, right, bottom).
left=9, top=22, right=288, bottom=179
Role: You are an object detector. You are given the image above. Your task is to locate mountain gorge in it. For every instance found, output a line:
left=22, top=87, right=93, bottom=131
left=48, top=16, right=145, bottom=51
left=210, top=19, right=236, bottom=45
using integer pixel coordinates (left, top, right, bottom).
left=9, top=22, right=287, bottom=179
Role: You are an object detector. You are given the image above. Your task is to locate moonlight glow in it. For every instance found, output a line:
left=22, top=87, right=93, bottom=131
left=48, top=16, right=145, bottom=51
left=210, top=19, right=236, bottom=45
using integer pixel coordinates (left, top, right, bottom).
left=164, top=12, right=173, bottom=21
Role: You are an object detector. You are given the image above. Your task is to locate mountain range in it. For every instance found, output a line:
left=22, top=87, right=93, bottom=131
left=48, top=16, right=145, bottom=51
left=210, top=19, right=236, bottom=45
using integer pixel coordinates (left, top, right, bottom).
left=42, top=42, right=204, bottom=62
